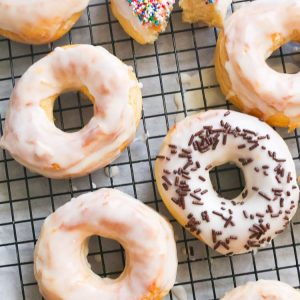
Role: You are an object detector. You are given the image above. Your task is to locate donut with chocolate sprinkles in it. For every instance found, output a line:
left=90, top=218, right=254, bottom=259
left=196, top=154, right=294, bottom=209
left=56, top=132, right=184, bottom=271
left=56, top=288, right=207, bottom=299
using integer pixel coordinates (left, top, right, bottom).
left=155, top=110, right=299, bottom=255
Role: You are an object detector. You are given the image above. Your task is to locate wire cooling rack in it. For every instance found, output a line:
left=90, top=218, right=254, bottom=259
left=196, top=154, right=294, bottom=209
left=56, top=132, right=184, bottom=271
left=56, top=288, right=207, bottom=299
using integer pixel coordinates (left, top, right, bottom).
left=1, top=1, right=300, bottom=299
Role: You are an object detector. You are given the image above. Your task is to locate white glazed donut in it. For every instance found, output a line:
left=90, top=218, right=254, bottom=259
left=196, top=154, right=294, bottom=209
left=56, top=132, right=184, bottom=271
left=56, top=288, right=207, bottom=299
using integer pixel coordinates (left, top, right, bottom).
left=155, top=110, right=299, bottom=255
left=111, top=0, right=175, bottom=44
left=221, top=280, right=300, bottom=300
left=179, top=0, right=232, bottom=27
left=34, top=188, right=178, bottom=300
left=0, top=0, right=88, bottom=44
left=0, top=45, right=142, bottom=179
left=215, top=0, right=300, bottom=130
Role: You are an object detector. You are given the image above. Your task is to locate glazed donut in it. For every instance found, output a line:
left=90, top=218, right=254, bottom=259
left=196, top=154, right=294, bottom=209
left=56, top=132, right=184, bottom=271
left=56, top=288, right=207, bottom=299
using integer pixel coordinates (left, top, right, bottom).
left=0, top=0, right=88, bottom=44
left=221, top=280, right=300, bottom=300
left=215, top=0, right=300, bottom=130
left=111, top=0, right=175, bottom=44
left=179, top=0, right=232, bottom=27
left=0, top=45, right=142, bottom=179
left=34, top=188, right=178, bottom=300
left=155, top=110, right=299, bottom=255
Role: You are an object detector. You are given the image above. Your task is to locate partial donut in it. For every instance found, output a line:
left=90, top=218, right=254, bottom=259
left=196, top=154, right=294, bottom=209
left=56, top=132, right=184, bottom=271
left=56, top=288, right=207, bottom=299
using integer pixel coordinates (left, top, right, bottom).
left=155, top=110, right=299, bottom=255
left=179, top=0, right=232, bottom=27
left=0, top=0, right=88, bottom=44
left=0, top=45, right=142, bottom=179
left=34, top=188, right=178, bottom=300
left=111, top=0, right=175, bottom=44
left=215, top=0, right=300, bottom=130
left=221, top=280, right=300, bottom=300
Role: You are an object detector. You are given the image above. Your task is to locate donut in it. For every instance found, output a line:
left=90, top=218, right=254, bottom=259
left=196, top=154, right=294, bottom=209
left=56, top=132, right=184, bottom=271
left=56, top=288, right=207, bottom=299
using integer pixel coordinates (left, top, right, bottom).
left=111, top=0, right=175, bottom=44
left=215, top=0, right=300, bottom=130
left=34, top=188, right=178, bottom=300
left=221, top=280, right=300, bottom=300
left=155, top=110, right=299, bottom=255
left=179, top=0, right=232, bottom=27
left=0, top=0, right=88, bottom=44
left=0, top=45, right=142, bottom=179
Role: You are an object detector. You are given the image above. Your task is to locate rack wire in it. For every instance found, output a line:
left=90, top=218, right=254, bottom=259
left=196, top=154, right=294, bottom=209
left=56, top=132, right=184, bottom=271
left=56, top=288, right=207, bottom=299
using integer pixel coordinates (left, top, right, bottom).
left=0, top=0, right=300, bottom=299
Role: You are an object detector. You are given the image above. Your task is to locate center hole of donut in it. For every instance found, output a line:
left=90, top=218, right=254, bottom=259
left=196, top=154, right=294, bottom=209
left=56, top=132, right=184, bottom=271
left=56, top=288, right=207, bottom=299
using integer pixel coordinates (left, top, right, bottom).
left=266, top=41, right=300, bottom=74
left=53, top=91, right=94, bottom=132
left=209, top=162, right=245, bottom=200
left=87, top=236, right=125, bottom=279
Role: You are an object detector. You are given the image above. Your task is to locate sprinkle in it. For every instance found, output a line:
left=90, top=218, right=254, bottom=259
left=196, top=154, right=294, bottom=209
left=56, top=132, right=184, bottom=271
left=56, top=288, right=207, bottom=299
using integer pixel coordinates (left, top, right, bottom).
left=258, top=191, right=271, bottom=201
left=249, top=143, right=259, bottom=151
left=188, top=135, right=194, bottom=146
left=162, top=183, right=169, bottom=191
left=201, top=189, right=208, bottom=195
left=267, top=205, right=273, bottom=213
left=190, top=193, right=202, bottom=202
left=128, top=0, right=174, bottom=26
left=198, top=175, right=206, bottom=182
left=212, top=230, right=217, bottom=243
left=162, top=176, right=172, bottom=186
left=192, top=200, right=203, bottom=205
left=242, top=190, right=248, bottom=199
left=214, top=241, right=221, bottom=250
left=224, top=216, right=234, bottom=228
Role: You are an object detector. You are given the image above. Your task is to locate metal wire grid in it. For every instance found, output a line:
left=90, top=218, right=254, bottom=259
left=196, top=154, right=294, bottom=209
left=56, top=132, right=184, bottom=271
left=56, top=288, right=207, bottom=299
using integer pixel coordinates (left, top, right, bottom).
left=0, top=0, right=300, bottom=299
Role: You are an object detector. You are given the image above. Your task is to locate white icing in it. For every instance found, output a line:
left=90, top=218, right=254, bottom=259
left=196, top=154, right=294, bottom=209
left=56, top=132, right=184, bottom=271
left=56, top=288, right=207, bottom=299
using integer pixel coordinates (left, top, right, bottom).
left=155, top=110, right=299, bottom=255
left=0, top=45, right=141, bottom=179
left=221, top=280, right=300, bottom=300
left=214, top=0, right=232, bottom=21
left=223, top=0, right=300, bottom=119
left=34, top=188, right=178, bottom=300
left=0, top=0, right=88, bottom=42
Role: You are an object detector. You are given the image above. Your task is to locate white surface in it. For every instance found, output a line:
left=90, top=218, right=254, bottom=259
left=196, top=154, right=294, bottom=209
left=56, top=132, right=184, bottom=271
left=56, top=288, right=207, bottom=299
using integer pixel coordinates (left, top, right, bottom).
left=0, top=1, right=300, bottom=300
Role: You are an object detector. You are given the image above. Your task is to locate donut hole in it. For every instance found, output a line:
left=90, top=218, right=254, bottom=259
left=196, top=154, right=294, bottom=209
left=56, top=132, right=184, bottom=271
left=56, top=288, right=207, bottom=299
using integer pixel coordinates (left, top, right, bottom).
left=209, top=162, right=245, bottom=200
left=41, top=89, right=94, bottom=133
left=266, top=41, right=300, bottom=74
left=87, top=235, right=125, bottom=279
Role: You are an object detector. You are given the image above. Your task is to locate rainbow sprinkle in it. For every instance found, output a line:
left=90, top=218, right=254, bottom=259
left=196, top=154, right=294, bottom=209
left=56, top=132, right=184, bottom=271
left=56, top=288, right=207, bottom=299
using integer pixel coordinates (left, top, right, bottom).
left=128, top=0, right=175, bottom=26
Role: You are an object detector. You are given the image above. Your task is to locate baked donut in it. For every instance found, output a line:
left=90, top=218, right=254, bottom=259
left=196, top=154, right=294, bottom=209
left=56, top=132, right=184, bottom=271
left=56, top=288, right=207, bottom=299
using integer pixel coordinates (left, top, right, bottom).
left=179, top=0, right=232, bottom=27
left=215, top=0, right=300, bottom=130
left=34, top=188, right=178, bottom=300
left=221, top=280, right=300, bottom=300
left=155, top=110, right=299, bottom=255
left=0, top=0, right=88, bottom=44
left=111, top=0, right=175, bottom=44
left=0, top=45, right=142, bottom=179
